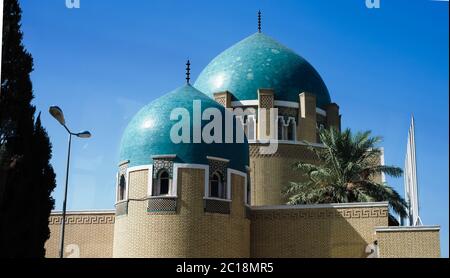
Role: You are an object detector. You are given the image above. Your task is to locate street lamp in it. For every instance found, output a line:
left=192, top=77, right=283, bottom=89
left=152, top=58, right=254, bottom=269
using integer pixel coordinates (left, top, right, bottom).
left=49, top=106, right=91, bottom=258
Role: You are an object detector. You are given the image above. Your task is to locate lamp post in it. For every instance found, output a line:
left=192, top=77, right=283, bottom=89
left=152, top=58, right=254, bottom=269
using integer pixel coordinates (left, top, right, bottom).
left=49, top=106, right=91, bottom=258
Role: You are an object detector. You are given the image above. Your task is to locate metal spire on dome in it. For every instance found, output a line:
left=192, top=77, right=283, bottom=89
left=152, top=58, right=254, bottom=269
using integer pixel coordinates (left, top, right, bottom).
left=186, top=59, right=191, bottom=84
left=258, top=10, right=262, bottom=33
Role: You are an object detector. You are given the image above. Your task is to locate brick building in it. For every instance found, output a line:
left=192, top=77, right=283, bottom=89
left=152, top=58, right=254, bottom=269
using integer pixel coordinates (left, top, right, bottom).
left=45, top=30, right=440, bottom=258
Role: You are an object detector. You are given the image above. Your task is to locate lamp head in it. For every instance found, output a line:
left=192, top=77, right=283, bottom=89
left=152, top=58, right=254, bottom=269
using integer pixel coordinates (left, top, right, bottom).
left=49, top=106, right=66, bottom=126
left=76, top=131, right=91, bottom=138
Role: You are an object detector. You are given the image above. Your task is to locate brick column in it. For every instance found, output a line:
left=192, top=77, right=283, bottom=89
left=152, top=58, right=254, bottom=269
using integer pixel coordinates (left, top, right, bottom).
left=297, top=92, right=317, bottom=142
left=326, top=103, right=340, bottom=132
left=213, top=91, right=232, bottom=108
left=257, top=89, right=274, bottom=140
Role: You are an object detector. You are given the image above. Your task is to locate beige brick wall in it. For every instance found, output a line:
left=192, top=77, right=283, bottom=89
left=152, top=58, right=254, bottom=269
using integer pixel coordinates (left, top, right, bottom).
left=45, top=201, right=441, bottom=258
left=376, top=226, right=440, bottom=258
left=249, top=143, right=319, bottom=206
left=249, top=143, right=384, bottom=206
left=113, top=167, right=250, bottom=258
left=45, top=211, right=115, bottom=258
left=250, top=203, right=388, bottom=258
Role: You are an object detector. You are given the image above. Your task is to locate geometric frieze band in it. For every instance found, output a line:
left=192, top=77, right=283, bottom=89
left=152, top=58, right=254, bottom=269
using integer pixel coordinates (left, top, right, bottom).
left=251, top=207, right=388, bottom=221
left=49, top=214, right=115, bottom=225
left=249, top=144, right=317, bottom=159
left=48, top=207, right=387, bottom=224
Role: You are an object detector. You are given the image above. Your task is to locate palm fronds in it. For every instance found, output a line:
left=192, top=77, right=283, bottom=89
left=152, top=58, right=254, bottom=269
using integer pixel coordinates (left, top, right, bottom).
left=285, top=128, right=407, bottom=220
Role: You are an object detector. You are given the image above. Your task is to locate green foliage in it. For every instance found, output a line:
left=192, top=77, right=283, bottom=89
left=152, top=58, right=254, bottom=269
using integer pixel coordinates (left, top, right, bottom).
left=0, top=0, right=56, bottom=257
left=284, top=128, right=407, bottom=219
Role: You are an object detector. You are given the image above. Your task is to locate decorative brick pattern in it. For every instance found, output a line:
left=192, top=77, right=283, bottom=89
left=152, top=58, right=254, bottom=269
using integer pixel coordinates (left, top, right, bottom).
left=152, top=158, right=174, bottom=179
left=204, top=199, right=231, bottom=214
left=250, top=205, right=388, bottom=258
left=249, top=142, right=317, bottom=159
left=49, top=214, right=115, bottom=225
left=45, top=201, right=439, bottom=258
left=213, top=91, right=231, bottom=108
left=215, top=96, right=226, bottom=107
left=251, top=207, right=388, bottom=221
left=258, top=90, right=275, bottom=139
left=148, top=197, right=177, bottom=213
left=259, top=94, right=273, bottom=109
left=44, top=147, right=438, bottom=259
left=45, top=212, right=115, bottom=258
left=208, top=158, right=228, bottom=182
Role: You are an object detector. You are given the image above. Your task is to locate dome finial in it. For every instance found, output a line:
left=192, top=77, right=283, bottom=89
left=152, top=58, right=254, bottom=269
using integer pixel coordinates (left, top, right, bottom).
left=258, top=10, right=262, bottom=33
left=186, top=59, right=191, bottom=84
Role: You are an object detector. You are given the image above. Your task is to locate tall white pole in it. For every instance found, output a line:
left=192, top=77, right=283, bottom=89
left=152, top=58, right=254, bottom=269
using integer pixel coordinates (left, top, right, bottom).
left=404, top=115, right=422, bottom=226
left=411, top=116, right=421, bottom=226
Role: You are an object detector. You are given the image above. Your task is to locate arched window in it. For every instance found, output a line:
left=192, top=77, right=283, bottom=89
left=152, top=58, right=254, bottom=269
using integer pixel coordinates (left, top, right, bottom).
left=156, top=170, right=170, bottom=196
left=287, top=119, right=296, bottom=141
left=210, top=172, right=225, bottom=199
left=118, top=174, right=126, bottom=201
left=278, top=117, right=285, bottom=140
left=241, top=115, right=256, bottom=141
left=247, top=116, right=256, bottom=141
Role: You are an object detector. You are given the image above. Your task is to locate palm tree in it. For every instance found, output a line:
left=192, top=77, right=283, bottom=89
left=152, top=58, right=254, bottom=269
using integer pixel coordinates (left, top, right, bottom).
left=284, top=128, right=407, bottom=220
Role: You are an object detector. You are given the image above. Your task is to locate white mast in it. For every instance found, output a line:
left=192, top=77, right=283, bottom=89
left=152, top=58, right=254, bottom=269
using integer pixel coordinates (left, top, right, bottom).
left=404, top=115, right=422, bottom=226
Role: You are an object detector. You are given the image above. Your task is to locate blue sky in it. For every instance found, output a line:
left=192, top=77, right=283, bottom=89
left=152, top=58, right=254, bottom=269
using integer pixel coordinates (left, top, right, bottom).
left=18, top=0, right=448, bottom=257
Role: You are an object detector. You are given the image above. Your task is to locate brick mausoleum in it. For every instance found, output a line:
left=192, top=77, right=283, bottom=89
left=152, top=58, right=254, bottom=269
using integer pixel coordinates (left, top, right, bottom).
left=45, top=27, right=440, bottom=258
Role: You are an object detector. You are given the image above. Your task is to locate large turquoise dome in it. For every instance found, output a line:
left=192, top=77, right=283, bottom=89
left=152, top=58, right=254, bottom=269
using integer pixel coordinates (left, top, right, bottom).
left=119, top=84, right=249, bottom=172
left=194, top=33, right=331, bottom=108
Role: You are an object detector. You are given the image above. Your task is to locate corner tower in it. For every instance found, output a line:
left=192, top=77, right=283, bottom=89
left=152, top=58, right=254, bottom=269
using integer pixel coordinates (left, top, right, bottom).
left=113, top=76, right=250, bottom=257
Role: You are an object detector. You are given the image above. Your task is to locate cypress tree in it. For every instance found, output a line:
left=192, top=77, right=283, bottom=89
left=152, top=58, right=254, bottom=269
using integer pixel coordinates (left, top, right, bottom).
left=0, top=0, right=56, bottom=257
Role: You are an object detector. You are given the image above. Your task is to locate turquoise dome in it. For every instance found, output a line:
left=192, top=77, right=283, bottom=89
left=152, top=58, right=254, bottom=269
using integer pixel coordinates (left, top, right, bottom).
left=194, top=33, right=331, bottom=108
left=119, top=84, right=249, bottom=172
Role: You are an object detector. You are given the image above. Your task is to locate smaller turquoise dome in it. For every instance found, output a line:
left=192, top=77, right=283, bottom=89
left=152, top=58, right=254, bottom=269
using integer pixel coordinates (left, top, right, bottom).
left=194, top=33, right=331, bottom=108
left=119, top=84, right=249, bottom=172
